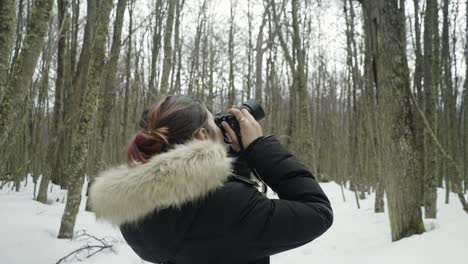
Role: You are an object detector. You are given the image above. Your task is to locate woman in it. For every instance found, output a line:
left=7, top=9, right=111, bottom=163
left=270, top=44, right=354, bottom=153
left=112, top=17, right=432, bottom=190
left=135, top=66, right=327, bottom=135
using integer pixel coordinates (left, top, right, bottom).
left=89, top=95, right=333, bottom=264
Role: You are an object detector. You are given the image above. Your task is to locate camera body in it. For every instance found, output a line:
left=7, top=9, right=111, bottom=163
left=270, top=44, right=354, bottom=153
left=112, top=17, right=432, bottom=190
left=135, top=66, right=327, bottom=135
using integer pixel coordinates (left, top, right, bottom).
left=214, top=99, right=265, bottom=144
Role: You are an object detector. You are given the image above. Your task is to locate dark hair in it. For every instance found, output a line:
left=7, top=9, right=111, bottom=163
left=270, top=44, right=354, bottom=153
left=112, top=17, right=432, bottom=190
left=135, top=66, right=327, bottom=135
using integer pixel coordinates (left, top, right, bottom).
left=126, top=95, right=213, bottom=166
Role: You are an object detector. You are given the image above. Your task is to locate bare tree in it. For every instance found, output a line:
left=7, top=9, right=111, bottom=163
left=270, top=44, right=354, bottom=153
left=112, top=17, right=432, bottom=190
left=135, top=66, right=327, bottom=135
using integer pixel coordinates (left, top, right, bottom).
left=148, top=0, right=164, bottom=101
left=362, top=0, right=425, bottom=241
left=228, top=0, right=237, bottom=107
left=464, top=0, right=468, bottom=192
left=0, top=0, right=15, bottom=99
left=0, top=0, right=54, bottom=147
left=187, top=0, right=207, bottom=96
left=159, top=0, right=176, bottom=95
left=121, top=0, right=134, bottom=149
left=270, top=0, right=315, bottom=170
left=58, top=0, right=113, bottom=239
left=37, top=0, right=70, bottom=203
left=169, top=0, right=185, bottom=95
left=85, top=0, right=128, bottom=211
left=423, top=0, right=439, bottom=218
left=255, top=3, right=268, bottom=104
left=412, top=0, right=425, bottom=206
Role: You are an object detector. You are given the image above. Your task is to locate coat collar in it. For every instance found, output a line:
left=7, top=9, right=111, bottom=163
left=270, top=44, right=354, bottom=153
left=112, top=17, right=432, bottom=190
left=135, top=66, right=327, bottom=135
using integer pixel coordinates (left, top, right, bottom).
left=89, top=139, right=234, bottom=225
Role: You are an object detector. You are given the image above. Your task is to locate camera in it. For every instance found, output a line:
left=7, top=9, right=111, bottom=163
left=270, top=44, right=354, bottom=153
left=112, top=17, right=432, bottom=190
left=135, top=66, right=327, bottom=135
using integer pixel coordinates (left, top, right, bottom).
left=214, top=99, right=265, bottom=145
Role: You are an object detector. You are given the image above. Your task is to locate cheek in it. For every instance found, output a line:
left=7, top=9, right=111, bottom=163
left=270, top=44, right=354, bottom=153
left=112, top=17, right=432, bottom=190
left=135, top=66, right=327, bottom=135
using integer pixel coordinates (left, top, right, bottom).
left=212, top=124, right=224, bottom=142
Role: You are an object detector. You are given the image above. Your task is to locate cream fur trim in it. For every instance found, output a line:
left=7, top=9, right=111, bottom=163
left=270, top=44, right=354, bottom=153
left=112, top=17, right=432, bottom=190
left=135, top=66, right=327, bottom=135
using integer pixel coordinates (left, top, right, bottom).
left=89, top=140, right=233, bottom=225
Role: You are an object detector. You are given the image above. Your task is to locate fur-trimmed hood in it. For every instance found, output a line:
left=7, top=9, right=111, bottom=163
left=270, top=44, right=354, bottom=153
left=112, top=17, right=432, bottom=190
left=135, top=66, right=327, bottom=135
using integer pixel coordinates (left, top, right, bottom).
left=89, top=140, right=234, bottom=226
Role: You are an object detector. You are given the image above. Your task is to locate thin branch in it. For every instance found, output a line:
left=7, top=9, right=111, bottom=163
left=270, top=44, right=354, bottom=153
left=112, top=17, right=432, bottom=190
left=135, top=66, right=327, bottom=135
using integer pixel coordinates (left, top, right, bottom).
left=407, top=86, right=468, bottom=213
left=56, top=230, right=115, bottom=264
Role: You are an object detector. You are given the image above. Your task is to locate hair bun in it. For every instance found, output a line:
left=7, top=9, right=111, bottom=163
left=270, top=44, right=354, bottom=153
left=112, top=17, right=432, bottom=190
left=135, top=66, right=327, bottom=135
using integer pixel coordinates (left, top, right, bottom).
left=145, top=127, right=170, bottom=145
left=130, top=127, right=170, bottom=164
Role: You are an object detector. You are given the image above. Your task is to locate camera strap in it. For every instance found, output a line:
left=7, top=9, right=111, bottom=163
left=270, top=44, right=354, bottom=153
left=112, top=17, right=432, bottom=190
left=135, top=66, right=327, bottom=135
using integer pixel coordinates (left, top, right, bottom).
left=235, top=133, right=267, bottom=195
left=251, top=167, right=268, bottom=195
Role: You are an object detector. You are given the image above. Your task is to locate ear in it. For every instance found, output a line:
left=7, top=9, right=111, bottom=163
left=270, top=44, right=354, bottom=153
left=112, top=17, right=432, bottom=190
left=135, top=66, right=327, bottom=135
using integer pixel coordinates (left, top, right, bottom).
left=194, top=128, right=210, bottom=140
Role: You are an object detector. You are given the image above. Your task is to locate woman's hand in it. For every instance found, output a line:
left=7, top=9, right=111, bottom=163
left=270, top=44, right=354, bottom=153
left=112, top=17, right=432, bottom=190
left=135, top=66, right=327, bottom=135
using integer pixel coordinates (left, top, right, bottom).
left=221, top=107, right=263, bottom=152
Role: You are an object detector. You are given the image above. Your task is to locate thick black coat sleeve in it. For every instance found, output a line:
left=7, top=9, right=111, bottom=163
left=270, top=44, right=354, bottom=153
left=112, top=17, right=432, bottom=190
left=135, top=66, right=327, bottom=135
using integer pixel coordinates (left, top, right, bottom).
left=227, top=145, right=252, bottom=179
left=230, top=135, right=333, bottom=259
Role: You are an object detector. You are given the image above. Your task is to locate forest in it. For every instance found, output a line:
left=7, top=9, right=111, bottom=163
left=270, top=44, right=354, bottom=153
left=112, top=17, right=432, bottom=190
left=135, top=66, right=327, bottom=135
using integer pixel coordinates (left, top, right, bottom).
left=0, top=0, right=467, bottom=254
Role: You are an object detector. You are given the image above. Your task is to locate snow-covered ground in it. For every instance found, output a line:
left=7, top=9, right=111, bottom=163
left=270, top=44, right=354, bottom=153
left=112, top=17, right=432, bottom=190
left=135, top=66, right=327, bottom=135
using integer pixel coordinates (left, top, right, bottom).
left=1, top=176, right=467, bottom=264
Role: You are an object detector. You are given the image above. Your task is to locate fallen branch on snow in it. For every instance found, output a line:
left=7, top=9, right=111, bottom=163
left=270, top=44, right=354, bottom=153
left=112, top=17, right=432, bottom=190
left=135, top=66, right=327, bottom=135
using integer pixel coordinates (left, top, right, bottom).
left=56, top=230, right=117, bottom=264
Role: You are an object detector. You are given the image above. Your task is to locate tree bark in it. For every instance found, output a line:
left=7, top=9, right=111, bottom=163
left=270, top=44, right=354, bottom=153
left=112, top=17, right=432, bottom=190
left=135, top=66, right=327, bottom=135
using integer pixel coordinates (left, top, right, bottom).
left=362, top=0, right=384, bottom=213
left=206, top=24, right=215, bottom=111
left=37, top=0, right=69, bottom=203
left=121, top=0, right=133, bottom=147
left=169, top=0, right=184, bottom=95
left=85, top=0, right=128, bottom=211
left=245, top=0, right=253, bottom=100
left=9, top=0, right=24, bottom=80
left=412, top=0, right=425, bottom=206
left=159, top=0, right=176, bottom=95
left=228, top=0, right=237, bottom=107
left=255, top=7, right=268, bottom=104
left=363, top=0, right=425, bottom=241
left=58, top=0, right=113, bottom=239
left=464, top=0, right=468, bottom=194
left=423, top=0, right=439, bottom=218
left=442, top=0, right=461, bottom=208
left=0, top=0, right=53, bottom=146
left=148, top=0, right=164, bottom=101
left=270, top=0, right=314, bottom=171
left=344, top=0, right=363, bottom=209
left=0, top=0, right=15, bottom=99
left=187, top=0, right=206, bottom=96
left=290, top=0, right=314, bottom=169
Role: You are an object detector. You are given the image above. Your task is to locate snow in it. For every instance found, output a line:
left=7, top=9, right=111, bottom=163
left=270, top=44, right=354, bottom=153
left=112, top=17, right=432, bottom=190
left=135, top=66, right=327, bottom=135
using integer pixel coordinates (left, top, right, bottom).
left=1, top=177, right=467, bottom=264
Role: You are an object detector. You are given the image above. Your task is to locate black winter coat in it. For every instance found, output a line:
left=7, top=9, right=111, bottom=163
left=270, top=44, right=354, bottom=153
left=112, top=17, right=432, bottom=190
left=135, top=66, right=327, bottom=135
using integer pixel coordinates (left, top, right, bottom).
left=89, top=135, right=333, bottom=264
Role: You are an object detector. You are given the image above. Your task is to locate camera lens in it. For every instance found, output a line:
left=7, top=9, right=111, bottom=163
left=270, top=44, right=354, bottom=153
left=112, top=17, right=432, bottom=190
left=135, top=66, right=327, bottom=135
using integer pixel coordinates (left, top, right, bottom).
left=241, top=99, right=265, bottom=121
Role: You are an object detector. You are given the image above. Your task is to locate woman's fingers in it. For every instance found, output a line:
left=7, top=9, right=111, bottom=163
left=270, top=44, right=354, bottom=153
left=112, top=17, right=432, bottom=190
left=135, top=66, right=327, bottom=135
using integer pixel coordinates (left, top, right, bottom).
left=223, top=107, right=263, bottom=150
left=241, top=109, right=255, bottom=122
left=222, top=121, right=240, bottom=146
left=221, top=121, right=236, bottom=140
left=227, top=108, right=245, bottom=122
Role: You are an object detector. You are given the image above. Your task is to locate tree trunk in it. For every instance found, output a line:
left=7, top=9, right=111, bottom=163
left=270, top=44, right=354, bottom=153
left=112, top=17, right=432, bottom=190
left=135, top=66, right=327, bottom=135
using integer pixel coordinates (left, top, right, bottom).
left=9, top=0, right=24, bottom=80
left=412, top=0, right=425, bottom=207
left=206, top=24, right=215, bottom=111
left=270, top=0, right=314, bottom=169
left=0, top=0, right=53, bottom=145
left=169, top=0, right=184, bottom=95
left=58, top=0, right=113, bottom=239
left=228, top=0, right=237, bottom=107
left=148, top=0, right=164, bottom=102
left=121, top=0, right=133, bottom=146
left=362, top=0, right=384, bottom=212
left=441, top=0, right=461, bottom=209
left=344, top=0, right=362, bottom=210
left=70, top=0, right=80, bottom=74
left=463, top=0, right=468, bottom=194
left=159, top=0, right=176, bottom=95
left=187, top=0, right=206, bottom=96
left=37, top=0, right=69, bottom=203
left=255, top=8, right=268, bottom=104
left=423, top=0, right=439, bottom=219
left=245, top=0, right=253, bottom=100
left=291, top=0, right=314, bottom=169
left=364, top=0, right=425, bottom=241
left=0, top=0, right=15, bottom=99
left=85, top=0, right=127, bottom=211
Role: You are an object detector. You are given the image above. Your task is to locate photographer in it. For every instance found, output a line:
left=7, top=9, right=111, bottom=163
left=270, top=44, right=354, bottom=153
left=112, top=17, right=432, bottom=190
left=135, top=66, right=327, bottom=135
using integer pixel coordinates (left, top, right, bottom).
left=89, top=95, right=333, bottom=264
